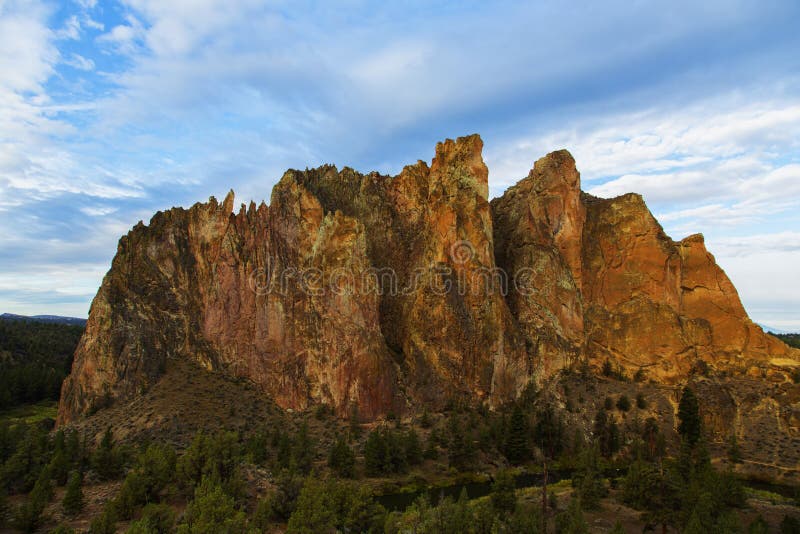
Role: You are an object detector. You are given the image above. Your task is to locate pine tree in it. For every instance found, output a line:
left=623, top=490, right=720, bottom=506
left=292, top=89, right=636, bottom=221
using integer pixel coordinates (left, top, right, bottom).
left=404, top=429, right=423, bottom=466
left=677, top=386, right=702, bottom=446
left=504, top=404, right=530, bottom=465
left=447, top=417, right=475, bottom=472
left=292, top=423, right=314, bottom=475
left=364, top=428, right=387, bottom=476
left=92, top=427, right=122, bottom=481
left=555, top=495, right=589, bottom=534
left=727, top=433, right=742, bottom=464
left=328, top=435, right=355, bottom=478
left=177, top=477, right=248, bottom=534
left=490, top=469, right=517, bottom=517
left=62, top=471, right=84, bottom=516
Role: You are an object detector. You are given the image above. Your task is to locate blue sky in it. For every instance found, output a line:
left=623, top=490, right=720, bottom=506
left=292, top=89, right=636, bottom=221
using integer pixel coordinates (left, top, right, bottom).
left=1, top=0, right=799, bottom=330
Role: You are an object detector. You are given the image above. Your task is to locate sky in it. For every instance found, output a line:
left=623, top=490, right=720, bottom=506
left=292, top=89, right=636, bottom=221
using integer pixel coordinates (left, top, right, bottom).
left=1, top=0, right=799, bottom=331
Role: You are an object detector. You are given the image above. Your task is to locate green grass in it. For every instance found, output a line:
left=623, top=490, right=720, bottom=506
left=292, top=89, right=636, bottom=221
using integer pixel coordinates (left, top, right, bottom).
left=0, top=400, right=58, bottom=426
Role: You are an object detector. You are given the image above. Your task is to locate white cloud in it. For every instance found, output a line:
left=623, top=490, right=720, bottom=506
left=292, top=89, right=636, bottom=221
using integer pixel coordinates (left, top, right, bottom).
left=56, top=14, right=81, bottom=40
left=97, top=14, right=145, bottom=54
left=64, top=52, right=95, bottom=71
left=80, top=205, right=118, bottom=216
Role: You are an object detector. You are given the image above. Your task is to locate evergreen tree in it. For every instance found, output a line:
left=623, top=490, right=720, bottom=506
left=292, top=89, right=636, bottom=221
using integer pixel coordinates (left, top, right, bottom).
left=780, top=515, right=800, bottom=534
left=727, top=433, right=743, bottom=464
left=287, top=478, right=385, bottom=533
left=504, top=404, right=530, bottom=464
left=593, top=409, right=620, bottom=457
left=404, top=429, right=423, bottom=466
left=364, top=429, right=387, bottom=476
left=571, top=444, right=606, bottom=510
left=292, top=423, right=314, bottom=475
left=177, top=477, right=248, bottom=534
left=92, top=427, right=122, bottom=481
left=328, top=435, right=355, bottom=478
left=747, top=514, right=769, bottom=534
left=127, top=503, right=177, bottom=534
left=348, top=403, right=363, bottom=439
left=88, top=505, right=118, bottom=534
left=490, top=469, right=517, bottom=517
left=533, top=403, right=564, bottom=459
left=555, top=495, right=589, bottom=534
left=62, top=471, right=84, bottom=516
left=267, top=470, right=304, bottom=522
left=677, top=386, right=702, bottom=446
left=447, top=416, right=475, bottom=472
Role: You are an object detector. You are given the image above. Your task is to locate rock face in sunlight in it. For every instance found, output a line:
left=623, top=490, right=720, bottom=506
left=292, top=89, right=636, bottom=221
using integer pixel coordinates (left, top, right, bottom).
left=58, top=134, right=799, bottom=425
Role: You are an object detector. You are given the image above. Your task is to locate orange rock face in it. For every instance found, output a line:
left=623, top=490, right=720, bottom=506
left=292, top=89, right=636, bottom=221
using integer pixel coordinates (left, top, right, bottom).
left=58, top=135, right=798, bottom=424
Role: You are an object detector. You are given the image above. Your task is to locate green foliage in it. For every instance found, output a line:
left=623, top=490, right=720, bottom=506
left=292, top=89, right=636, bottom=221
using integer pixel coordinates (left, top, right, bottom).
left=13, top=466, right=53, bottom=533
left=404, top=428, right=423, bottom=466
left=88, top=505, right=118, bottom=534
left=747, top=514, right=769, bottom=534
left=447, top=416, right=476, bottom=472
left=92, top=427, right=123, bottom=481
left=349, top=403, right=363, bottom=438
left=506, top=502, right=543, bottom=534
left=364, top=426, right=409, bottom=476
left=727, top=433, right=743, bottom=464
left=264, top=470, right=303, bottom=522
left=490, top=469, right=517, bottom=517
left=532, top=403, right=564, bottom=459
left=781, top=514, right=800, bottom=534
left=555, top=495, right=589, bottom=534
left=641, top=417, right=666, bottom=461
left=593, top=409, right=620, bottom=457
left=328, top=435, right=355, bottom=478
left=48, top=525, right=76, bottom=534
left=177, top=431, right=242, bottom=496
left=571, top=445, right=606, bottom=510
left=62, top=470, right=84, bottom=516
left=127, top=503, right=177, bottom=534
left=774, top=333, right=800, bottom=349
left=1, top=422, right=50, bottom=493
left=384, top=493, right=472, bottom=534
left=616, top=394, right=631, bottom=412
left=287, top=478, right=385, bottom=533
left=636, top=393, right=647, bottom=409
left=0, top=319, right=83, bottom=410
left=503, top=404, right=530, bottom=464
left=292, top=422, right=315, bottom=474
left=678, top=386, right=702, bottom=446
left=177, top=477, right=248, bottom=534
left=419, top=408, right=433, bottom=429
left=244, top=427, right=269, bottom=465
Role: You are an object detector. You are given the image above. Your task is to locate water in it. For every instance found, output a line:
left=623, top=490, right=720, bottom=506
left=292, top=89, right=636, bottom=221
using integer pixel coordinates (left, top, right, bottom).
left=376, top=470, right=569, bottom=512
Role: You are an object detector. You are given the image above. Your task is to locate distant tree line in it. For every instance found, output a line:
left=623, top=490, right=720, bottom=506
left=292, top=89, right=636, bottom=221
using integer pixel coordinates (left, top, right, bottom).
left=775, top=333, right=800, bottom=349
left=0, top=320, right=83, bottom=409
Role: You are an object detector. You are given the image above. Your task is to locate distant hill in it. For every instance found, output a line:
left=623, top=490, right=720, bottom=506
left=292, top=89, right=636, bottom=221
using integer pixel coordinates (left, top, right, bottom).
left=1, top=313, right=87, bottom=326
left=0, top=318, right=85, bottom=410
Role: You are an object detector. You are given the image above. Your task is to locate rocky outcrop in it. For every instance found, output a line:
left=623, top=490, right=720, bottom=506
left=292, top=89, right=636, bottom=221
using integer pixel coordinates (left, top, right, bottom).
left=58, top=135, right=799, bottom=424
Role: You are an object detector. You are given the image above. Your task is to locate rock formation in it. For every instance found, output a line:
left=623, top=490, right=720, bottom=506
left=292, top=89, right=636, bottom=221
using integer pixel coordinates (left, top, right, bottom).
left=58, top=134, right=799, bottom=424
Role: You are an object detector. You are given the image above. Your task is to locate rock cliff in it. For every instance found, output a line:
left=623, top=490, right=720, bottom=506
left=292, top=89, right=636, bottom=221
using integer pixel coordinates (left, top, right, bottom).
left=58, top=135, right=799, bottom=424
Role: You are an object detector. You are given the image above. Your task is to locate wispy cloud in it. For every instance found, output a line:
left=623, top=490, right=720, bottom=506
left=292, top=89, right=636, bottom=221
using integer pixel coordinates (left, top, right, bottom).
left=0, top=0, right=799, bottom=327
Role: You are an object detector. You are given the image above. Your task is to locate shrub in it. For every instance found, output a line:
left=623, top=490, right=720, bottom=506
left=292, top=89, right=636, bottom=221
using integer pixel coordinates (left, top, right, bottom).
left=62, top=471, right=84, bottom=516
left=177, top=477, right=248, bottom=534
